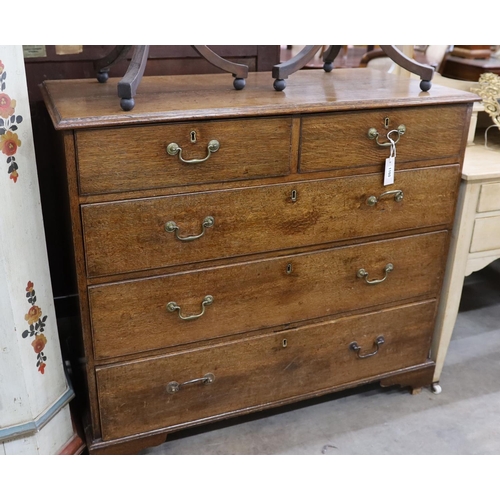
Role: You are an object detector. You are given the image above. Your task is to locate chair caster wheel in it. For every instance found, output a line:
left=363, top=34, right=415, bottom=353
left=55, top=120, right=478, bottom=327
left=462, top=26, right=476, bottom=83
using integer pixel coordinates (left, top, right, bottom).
left=273, top=79, right=286, bottom=91
left=120, top=98, right=135, bottom=111
left=97, top=72, right=109, bottom=83
left=431, top=383, right=442, bottom=394
left=420, top=80, right=432, bottom=92
left=323, top=62, right=334, bottom=72
left=233, top=78, right=246, bottom=90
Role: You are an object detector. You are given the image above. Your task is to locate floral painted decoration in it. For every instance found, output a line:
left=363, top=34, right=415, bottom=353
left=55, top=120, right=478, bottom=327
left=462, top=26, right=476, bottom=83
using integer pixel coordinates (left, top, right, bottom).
left=0, top=60, right=23, bottom=183
left=21, top=281, right=48, bottom=374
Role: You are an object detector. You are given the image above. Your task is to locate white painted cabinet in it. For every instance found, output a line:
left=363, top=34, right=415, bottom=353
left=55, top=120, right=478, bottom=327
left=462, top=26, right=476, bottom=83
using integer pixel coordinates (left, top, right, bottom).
left=0, top=45, right=77, bottom=454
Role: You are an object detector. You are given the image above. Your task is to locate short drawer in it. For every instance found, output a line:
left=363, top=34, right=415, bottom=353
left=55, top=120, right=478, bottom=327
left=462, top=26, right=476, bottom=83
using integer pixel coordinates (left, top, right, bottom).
left=89, top=231, right=447, bottom=360
left=300, top=105, right=467, bottom=173
left=75, top=117, right=292, bottom=195
left=82, top=165, right=459, bottom=278
left=96, top=300, right=436, bottom=441
left=477, top=182, right=500, bottom=213
left=470, top=215, right=500, bottom=253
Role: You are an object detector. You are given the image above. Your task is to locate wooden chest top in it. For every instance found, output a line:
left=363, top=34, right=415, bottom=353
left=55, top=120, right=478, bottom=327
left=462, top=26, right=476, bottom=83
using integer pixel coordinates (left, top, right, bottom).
left=40, top=68, right=479, bottom=130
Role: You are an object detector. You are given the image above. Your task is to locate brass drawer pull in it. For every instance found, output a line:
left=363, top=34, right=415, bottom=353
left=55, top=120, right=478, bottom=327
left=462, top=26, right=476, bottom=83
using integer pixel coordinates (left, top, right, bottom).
left=366, top=189, right=404, bottom=206
left=165, top=216, right=214, bottom=242
left=166, top=139, right=220, bottom=164
left=357, top=263, right=393, bottom=284
left=368, top=125, right=406, bottom=147
left=167, top=295, right=214, bottom=321
left=167, top=373, right=215, bottom=394
left=349, top=336, right=385, bottom=359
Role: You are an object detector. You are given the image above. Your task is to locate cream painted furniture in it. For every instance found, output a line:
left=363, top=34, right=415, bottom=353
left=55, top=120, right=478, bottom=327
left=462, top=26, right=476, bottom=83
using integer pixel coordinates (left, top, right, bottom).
left=432, top=140, right=500, bottom=390
left=0, top=45, right=81, bottom=454
left=432, top=74, right=484, bottom=146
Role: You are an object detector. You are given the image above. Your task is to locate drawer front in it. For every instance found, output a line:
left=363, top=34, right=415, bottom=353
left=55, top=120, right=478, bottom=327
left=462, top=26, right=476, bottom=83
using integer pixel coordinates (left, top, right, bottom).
left=82, top=166, right=459, bottom=278
left=76, top=117, right=292, bottom=195
left=477, top=182, right=500, bottom=213
left=300, top=105, right=467, bottom=173
left=89, top=232, right=447, bottom=360
left=470, top=215, right=500, bottom=253
left=96, top=300, right=436, bottom=441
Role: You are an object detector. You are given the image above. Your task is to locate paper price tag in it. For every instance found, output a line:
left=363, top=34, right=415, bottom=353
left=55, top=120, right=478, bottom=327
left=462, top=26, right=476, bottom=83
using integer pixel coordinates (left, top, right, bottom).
left=384, top=136, right=396, bottom=186
left=384, top=156, right=395, bottom=185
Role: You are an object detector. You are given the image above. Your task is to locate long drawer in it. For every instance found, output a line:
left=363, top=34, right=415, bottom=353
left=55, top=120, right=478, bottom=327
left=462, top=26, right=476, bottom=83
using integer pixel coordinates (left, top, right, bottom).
left=82, top=165, right=459, bottom=277
left=76, top=117, right=293, bottom=195
left=89, top=231, right=447, bottom=360
left=300, top=105, right=467, bottom=173
left=96, top=300, right=436, bottom=441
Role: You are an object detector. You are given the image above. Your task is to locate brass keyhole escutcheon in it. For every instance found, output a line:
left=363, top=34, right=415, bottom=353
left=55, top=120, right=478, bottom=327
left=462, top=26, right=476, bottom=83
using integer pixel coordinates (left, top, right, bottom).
left=282, top=339, right=288, bottom=348
left=286, top=263, right=293, bottom=274
left=190, top=130, right=197, bottom=143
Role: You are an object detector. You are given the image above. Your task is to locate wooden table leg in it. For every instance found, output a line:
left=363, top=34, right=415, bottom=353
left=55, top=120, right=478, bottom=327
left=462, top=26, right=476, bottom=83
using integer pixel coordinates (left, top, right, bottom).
left=379, top=45, right=435, bottom=91
left=94, top=44, right=434, bottom=111
left=96, top=45, right=250, bottom=111
left=93, top=45, right=132, bottom=83
left=192, top=45, right=249, bottom=90
left=272, top=45, right=323, bottom=90
left=322, top=46, right=343, bottom=72
left=431, top=181, right=480, bottom=386
left=117, top=45, right=150, bottom=111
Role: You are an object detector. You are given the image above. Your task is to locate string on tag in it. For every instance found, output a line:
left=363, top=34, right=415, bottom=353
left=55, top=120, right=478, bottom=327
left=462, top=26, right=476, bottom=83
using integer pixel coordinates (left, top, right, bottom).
left=387, top=129, right=398, bottom=158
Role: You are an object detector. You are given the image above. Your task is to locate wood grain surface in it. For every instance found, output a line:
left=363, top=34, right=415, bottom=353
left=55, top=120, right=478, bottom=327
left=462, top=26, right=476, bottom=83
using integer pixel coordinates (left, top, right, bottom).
left=300, top=105, right=467, bottom=172
left=76, top=117, right=292, bottom=195
left=96, top=300, right=436, bottom=441
left=41, top=69, right=480, bottom=130
left=88, top=231, right=447, bottom=360
left=82, top=165, right=459, bottom=277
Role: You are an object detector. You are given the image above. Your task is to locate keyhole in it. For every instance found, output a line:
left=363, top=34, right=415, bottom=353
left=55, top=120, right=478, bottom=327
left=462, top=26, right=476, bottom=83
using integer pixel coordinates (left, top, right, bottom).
left=384, top=117, right=390, bottom=129
left=286, top=263, right=292, bottom=274
left=190, top=131, right=197, bottom=143
left=291, top=190, right=297, bottom=202
left=282, top=339, right=288, bottom=348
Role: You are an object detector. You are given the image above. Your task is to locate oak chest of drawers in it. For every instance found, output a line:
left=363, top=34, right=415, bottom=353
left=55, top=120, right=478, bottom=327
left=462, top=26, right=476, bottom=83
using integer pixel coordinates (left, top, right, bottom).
left=41, top=69, right=477, bottom=454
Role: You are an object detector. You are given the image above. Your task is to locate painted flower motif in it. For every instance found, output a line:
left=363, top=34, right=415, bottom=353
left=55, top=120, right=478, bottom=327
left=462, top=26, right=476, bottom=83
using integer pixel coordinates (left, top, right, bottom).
left=1, top=63, right=23, bottom=181
left=21, top=282, right=48, bottom=375
left=31, top=334, right=47, bottom=354
left=0, top=130, right=21, bottom=156
left=0, top=93, right=16, bottom=118
left=25, top=305, right=42, bottom=325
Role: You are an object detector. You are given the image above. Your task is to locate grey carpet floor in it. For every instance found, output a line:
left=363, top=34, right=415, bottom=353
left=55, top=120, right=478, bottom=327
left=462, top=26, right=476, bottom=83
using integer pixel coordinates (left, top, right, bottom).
left=142, top=261, right=500, bottom=455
